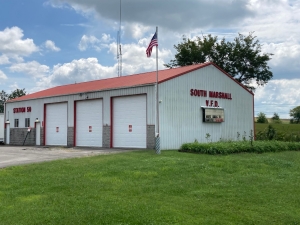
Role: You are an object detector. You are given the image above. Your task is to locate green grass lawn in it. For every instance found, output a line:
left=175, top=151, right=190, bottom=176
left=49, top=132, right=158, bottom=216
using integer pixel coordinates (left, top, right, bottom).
left=1, top=150, right=300, bottom=224
left=255, top=122, right=300, bottom=134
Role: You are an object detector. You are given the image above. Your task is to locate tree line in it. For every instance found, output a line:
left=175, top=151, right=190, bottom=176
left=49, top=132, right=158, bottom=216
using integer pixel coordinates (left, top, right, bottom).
left=0, top=89, right=26, bottom=113
left=257, top=106, right=300, bottom=124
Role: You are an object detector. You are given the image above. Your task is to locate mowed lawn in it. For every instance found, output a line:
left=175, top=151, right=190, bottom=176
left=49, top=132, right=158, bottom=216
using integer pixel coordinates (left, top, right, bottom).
left=1, top=150, right=300, bottom=225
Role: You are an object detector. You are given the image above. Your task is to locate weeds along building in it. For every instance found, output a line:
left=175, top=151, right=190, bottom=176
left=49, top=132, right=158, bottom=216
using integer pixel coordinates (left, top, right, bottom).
left=4, top=62, right=254, bottom=149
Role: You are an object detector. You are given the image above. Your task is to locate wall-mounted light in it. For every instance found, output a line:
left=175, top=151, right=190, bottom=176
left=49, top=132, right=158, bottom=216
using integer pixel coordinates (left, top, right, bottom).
left=35, top=118, right=40, bottom=123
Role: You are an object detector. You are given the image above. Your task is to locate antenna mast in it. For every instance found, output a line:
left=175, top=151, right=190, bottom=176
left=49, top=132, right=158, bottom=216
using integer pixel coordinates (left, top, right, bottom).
left=117, top=0, right=122, bottom=77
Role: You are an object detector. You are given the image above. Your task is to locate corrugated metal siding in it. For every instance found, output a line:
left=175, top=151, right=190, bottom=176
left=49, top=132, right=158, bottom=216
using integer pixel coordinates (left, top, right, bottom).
left=159, top=65, right=254, bottom=149
left=5, top=101, right=44, bottom=128
left=5, top=85, right=155, bottom=128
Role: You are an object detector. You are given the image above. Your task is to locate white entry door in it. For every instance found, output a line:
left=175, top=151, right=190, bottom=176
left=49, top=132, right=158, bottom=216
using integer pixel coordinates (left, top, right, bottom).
left=76, top=99, right=103, bottom=147
left=113, top=95, right=146, bottom=148
left=46, top=103, right=68, bottom=146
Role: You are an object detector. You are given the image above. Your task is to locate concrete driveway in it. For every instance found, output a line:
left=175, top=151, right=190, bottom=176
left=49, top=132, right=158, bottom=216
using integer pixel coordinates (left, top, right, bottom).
left=0, top=146, right=133, bottom=168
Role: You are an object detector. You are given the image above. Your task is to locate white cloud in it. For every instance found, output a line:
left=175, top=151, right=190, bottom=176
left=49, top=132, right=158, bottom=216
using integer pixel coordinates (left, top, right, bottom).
left=9, top=82, right=19, bottom=91
left=0, top=54, right=10, bottom=65
left=262, top=41, right=300, bottom=72
left=44, top=40, right=61, bottom=52
left=108, top=41, right=172, bottom=75
left=101, top=33, right=113, bottom=43
left=28, top=37, right=170, bottom=92
left=0, top=36, right=172, bottom=93
left=243, top=0, right=300, bottom=42
left=78, top=35, right=101, bottom=51
left=124, top=23, right=152, bottom=40
left=9, top=61, right=50, bottom=78
left=29, top=37, right=171, bottom=90
left=255, top=79, right=300, bottom=118
left=0, top=27, right=39, bottom=57
left=78, top=34, right=113, bottom=51
left=0, top=70, right=8, bottom=83
left=36, top=58, right=116, bottom=89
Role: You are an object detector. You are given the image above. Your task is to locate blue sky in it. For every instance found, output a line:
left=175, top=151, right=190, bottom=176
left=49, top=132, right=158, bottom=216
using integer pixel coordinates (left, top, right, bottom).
left=0, top=0, right=299, bottom=118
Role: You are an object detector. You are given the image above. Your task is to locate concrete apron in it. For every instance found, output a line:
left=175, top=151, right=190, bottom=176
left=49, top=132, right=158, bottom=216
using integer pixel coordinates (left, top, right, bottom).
left=0, top=146, right=135, bottom=169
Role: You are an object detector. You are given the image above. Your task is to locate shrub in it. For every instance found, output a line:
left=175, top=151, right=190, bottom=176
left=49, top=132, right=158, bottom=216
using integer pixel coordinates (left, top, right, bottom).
left=271, top=112, right=282, bottom=124
left=255, top=124, right=300, bottom=142
left=257, top=112, right=268, bottom=123
left=179, top=140, right=300, bottom=155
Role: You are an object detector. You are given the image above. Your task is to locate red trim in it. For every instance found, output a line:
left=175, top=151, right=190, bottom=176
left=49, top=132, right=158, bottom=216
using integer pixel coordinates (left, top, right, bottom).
left=110, top=97, right=113, bottom=148
left=43, top=104, right=46, bottom=145
left=210, top=63, right=254, bottom=96
left=74, top=101, right=76, bottom=146
left=159, top=62, right=212, bottom=84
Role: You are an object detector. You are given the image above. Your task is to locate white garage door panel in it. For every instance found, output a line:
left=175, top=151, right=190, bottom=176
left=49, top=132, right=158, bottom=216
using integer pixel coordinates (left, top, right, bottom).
left=113, top=95, right=146, bottom=148
left=46, top=103, right=68, bottom=146
left=76, top=100, right=103, bottom=147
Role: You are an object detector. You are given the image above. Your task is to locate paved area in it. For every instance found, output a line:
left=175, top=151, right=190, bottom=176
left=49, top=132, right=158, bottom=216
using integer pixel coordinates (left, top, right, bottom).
left=0, top=146, right=133, bottom=168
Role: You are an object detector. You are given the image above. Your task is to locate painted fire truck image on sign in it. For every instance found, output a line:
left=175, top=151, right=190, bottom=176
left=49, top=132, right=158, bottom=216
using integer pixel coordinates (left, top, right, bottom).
left=202, top=108, right=225, bottom=123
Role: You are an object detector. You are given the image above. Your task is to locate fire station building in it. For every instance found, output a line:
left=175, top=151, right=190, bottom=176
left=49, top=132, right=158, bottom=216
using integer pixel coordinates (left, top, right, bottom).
left=4, top=62, right=254, bottom=150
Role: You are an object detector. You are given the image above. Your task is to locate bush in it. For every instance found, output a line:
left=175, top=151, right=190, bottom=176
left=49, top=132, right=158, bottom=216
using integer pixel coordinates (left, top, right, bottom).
left=271, top=112, right=282, bottom=124
left=290, top=106, right=300, bottom=124
left=257, top=112, right=268, bottom=123
left=179, top=140, right=300, bottom=155
left=255, top=124, right=300, bottom=142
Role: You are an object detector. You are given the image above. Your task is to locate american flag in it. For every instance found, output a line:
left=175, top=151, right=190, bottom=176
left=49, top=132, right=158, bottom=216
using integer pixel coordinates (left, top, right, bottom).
left=146, top=32, right=158, bottom=57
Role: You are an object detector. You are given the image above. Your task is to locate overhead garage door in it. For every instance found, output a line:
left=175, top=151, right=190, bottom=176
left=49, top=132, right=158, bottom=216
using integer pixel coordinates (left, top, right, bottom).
left=46, top=103, right=67, bottom=146
left=76, top=99, right=103, bottom=147
left=113, top=95, right=146, bottom=148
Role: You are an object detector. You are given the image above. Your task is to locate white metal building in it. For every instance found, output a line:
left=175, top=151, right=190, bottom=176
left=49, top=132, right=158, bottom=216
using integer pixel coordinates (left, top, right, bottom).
left=4, top=62, right=254, bottom=149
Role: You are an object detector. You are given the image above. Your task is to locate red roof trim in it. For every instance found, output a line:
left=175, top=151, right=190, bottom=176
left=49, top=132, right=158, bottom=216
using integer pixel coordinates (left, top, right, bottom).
left=159, top=62, right=212, bottom=84
left=211, top=62, right=254, bottom=96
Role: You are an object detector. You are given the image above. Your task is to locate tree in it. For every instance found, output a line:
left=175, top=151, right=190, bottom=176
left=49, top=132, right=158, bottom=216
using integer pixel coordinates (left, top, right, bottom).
left=257, top=112, right=268, bottom=123
left=8, top=88, right=26, bottom=100
left=0, top=90, right=8, bottom=113
left=271, top=112, right=282, bottom=124
left=165, top=32, right=273, bottom=90
left=0, top=88, right=26, bottom=113
left=290, top=106, right=300, bottom=124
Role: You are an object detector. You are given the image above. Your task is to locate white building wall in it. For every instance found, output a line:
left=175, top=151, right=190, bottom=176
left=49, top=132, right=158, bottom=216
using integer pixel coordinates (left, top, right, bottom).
left=5, top=100, right=44, bottom=128
left=159, top=65, right=254, bottom=149
left=5, top=85, right=155, bottom=128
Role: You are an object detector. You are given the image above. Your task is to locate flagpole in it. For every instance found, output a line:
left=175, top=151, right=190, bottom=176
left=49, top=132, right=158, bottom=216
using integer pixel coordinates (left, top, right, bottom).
left=155, top=26, right=161, bottom=154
